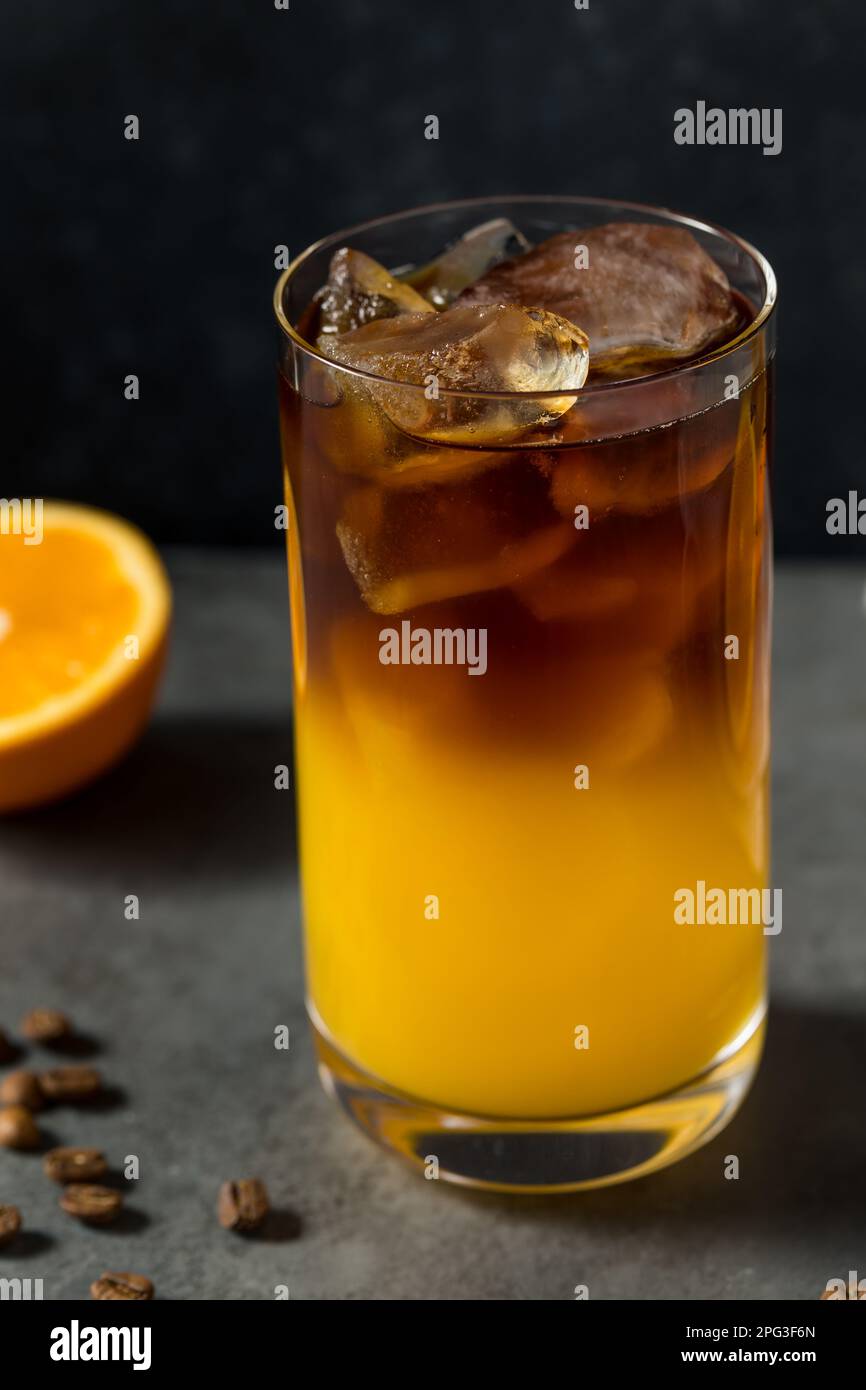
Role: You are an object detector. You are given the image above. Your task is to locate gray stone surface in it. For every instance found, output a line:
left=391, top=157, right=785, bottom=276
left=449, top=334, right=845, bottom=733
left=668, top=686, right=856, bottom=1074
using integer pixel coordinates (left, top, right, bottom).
left=1, top=552, right=864, bottom=1301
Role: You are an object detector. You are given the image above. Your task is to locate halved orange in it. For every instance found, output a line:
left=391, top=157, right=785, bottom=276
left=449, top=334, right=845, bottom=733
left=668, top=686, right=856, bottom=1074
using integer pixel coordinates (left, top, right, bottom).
left=0, top=502, right=171, bottom=812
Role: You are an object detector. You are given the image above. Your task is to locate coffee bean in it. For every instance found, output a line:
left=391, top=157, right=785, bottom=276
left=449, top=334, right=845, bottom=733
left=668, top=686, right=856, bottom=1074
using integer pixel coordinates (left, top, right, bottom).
left=40, top=1065, right=102, bottom=1103
left=59, top=1184, right=122, bottom=1226
left=0, top=1069, right=45, bottom=1110
left=0, top=1103, right=41, bottom=1149
left=44, top=1146, right=108, bottom=1184
left=0, top=1205, right=22, bottom=1248
left=20, top=1009, right=72, bottom=1044
left=91, top=1271, right=154, bottom=1301
left=0, top=1028, right=17, bottom=1064
left=218, top=1178, right=270, bottom=1232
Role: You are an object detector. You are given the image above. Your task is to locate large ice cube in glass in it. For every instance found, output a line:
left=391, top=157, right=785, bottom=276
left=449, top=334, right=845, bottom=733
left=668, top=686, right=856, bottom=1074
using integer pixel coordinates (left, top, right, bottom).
left=458, top=222, right=740, bottom=378
left=317, top=247, right=433, bottom=335
left=319, top=302, right=589, bottom=444
left=549, top=398, right=739, bottom=517
left=404, top=217, right=532, bottom=308
left=335, top=451, right=573, bottom=613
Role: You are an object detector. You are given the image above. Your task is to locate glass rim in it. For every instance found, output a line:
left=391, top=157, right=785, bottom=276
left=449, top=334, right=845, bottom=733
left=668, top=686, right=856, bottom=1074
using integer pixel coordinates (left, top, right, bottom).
left=273, top=193, right=777, bottom=401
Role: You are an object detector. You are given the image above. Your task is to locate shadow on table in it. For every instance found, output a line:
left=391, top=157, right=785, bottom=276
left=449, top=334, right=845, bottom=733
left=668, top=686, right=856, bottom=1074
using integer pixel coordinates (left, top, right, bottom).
left=2, top=718, right=297, bottom=885
left=442, top=1003, right=866, bottom=1244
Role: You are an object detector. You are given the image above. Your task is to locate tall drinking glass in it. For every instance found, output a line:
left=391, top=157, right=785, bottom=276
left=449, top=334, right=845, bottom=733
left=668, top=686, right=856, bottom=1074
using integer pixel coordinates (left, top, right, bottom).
left=275, top=197, right=776, bottom=1191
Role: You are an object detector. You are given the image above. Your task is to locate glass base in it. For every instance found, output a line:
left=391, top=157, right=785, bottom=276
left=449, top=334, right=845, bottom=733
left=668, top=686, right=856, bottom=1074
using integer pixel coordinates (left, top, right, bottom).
left=312, top=1007, right=766, bottom=1193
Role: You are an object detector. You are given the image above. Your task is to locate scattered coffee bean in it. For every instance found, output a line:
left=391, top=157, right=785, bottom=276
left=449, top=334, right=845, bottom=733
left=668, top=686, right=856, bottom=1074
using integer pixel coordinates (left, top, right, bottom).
left=59, top=1184, right=122, bottom=1226
left=91, top=1271, right=154, bottom=1301
left=0, top=1069, right=45, bottom=1111
left=218, top=1178, right=270, bottom=1232
left=20, top=1008, right=72, bottom=1044
left=0, top=1103, right=41, bottom=1150
left=0, top=1205, right=22, bottom=1248
left=40, top=1065, right=102, bottom=1104
left=44, top=1146, right=108, bottom=1184
left=0, top=1028, right=17, bottom=1064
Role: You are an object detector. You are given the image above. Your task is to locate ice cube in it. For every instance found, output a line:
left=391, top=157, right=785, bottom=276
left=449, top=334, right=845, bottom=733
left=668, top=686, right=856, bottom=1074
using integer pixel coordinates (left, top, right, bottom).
left=335, top=453, right=571, bottom=613
left=549, top=400, right=739, bottom=517
left=329, top=606, right=477, bottom=748
left=309, top=377, right=506, bottom=487
left=404, top=217, right=532, bottom=308
left=514, top=559, right=638, bottom=623
left=316, top=247, right=434, bottom=335
left=457, top=222, right=740, bottom=378
left=319, top=302, right=589, bottom=444
left=352, top=521, right=575, bottom=614
left=364, top=446, right=507, bottom=489
left=598, top=667, right=674, bottom=769
left=514, top=500, right=728, bottom=659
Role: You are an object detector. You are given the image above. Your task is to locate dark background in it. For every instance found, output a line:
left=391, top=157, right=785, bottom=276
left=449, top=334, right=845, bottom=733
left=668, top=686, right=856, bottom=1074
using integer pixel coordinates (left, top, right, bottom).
left=2, top=0, right=864, bottom=553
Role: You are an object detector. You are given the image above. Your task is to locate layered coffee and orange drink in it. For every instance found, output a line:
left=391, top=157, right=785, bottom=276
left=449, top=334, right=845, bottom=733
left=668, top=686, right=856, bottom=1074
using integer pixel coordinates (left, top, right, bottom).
left=276, top=200, right=773, bottom=1175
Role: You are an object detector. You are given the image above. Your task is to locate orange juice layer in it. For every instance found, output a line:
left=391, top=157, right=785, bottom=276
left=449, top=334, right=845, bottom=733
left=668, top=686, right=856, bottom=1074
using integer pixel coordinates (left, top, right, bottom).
left=296, top=696, right=766, bottom=1120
